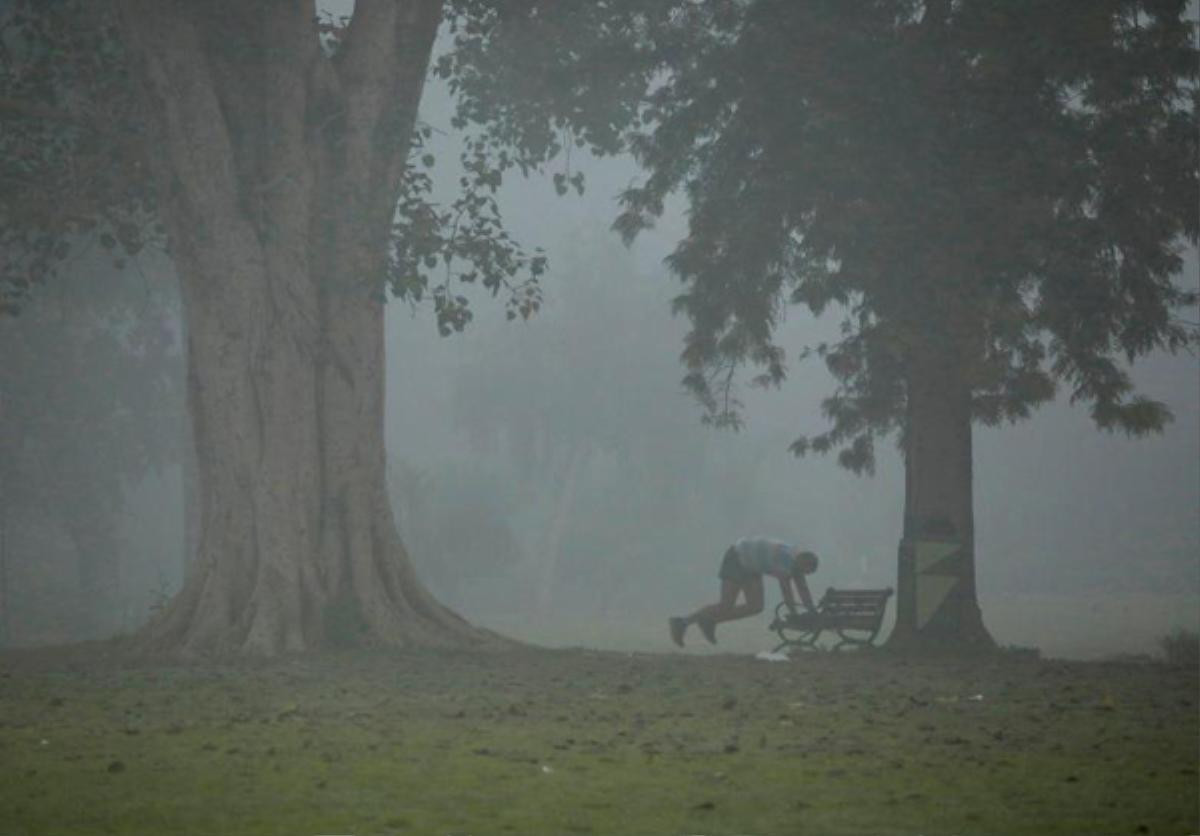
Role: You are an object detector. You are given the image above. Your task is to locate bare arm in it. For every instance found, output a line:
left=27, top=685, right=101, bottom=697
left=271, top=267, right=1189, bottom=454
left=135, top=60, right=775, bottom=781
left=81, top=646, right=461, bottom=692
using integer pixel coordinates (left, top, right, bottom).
left=793, top=574, right=816, bottom=612
left=777, top=575, right=797, bottom=613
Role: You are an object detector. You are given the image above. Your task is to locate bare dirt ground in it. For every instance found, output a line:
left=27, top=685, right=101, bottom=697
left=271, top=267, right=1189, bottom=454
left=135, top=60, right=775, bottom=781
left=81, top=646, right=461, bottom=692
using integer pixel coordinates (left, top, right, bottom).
left=0, top=644, right=1195, bottom=835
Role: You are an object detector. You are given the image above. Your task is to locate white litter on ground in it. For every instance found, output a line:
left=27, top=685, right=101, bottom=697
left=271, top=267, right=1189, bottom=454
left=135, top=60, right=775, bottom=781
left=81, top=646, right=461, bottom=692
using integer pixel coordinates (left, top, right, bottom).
left=753, top=650, right=790, bottom=662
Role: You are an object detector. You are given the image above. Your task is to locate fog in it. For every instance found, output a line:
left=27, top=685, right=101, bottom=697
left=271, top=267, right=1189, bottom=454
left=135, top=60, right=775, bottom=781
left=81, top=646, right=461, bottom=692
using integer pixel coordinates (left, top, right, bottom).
left=1, top=11, right=1196, bottom=661
left=383, top=84, right=1200, bottom=659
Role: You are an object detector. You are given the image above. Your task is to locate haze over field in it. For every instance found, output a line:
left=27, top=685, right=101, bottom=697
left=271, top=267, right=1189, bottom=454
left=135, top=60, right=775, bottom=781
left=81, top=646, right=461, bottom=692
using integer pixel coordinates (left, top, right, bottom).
left=384, top=121, right=1200, bottom=659
left=6, top=83, right=1195, bottom=661
left=1, top=0, right=1196, bottom=660
left=3, top=4, right=1199, bottom=834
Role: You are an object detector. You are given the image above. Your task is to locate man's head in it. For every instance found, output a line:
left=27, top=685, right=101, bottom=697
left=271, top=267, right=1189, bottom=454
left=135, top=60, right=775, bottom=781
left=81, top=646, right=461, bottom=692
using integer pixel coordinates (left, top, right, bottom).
left=793, top=550, right=819, bottom=576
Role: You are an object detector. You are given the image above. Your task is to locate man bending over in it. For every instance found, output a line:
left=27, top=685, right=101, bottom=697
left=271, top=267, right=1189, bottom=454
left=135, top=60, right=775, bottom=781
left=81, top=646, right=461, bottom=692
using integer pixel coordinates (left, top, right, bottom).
left=669, top=537, right=819, bottom=647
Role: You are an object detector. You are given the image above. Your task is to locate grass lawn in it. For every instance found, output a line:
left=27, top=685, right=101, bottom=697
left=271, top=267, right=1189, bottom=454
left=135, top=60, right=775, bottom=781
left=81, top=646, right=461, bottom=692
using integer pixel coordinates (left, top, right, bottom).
left=0, top=645, right=1195, bottom=835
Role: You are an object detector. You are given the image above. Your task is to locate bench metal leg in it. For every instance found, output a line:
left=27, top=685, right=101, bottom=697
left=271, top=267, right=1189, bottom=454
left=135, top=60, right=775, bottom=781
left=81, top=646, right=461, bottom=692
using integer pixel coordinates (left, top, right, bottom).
left=774, top=628, right=822, bottom=653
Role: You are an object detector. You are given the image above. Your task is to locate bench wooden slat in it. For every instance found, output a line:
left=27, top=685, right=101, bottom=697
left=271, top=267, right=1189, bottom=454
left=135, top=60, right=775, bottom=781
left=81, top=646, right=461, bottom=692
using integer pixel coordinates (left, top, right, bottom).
left=785, top=613, right=879, bottom=623
left=771, top=586, right=893, bottom=652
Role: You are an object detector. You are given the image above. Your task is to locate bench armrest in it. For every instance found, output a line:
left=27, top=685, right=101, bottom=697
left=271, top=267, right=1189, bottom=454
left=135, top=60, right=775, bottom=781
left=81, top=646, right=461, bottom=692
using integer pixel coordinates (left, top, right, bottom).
left=771, top=601, right=822, bottom=631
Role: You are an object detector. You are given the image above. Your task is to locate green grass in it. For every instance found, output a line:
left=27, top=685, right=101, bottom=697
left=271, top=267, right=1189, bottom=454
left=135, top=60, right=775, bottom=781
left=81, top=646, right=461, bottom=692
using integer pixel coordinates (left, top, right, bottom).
left=0, top=647, right=1195, bottom=835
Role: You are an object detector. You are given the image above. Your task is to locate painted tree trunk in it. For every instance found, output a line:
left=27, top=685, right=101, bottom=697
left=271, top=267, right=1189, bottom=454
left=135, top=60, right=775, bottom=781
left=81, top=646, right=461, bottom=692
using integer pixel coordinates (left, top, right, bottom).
left=118, top=0, right=500, bottom=654
left=888, top=346, right=994, bottom=651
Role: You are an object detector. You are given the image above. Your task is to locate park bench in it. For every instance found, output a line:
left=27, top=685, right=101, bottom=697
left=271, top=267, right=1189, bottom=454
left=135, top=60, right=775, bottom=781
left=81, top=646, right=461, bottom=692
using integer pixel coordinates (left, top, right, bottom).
left=769, top=587, right=893, bottom=652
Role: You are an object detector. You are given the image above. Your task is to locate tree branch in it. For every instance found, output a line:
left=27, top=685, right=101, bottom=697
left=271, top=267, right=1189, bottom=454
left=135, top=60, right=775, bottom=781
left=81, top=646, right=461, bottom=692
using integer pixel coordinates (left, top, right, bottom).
left=333, top=0, right=443, bottom=256
left=114, top=0, right=256, bottom=284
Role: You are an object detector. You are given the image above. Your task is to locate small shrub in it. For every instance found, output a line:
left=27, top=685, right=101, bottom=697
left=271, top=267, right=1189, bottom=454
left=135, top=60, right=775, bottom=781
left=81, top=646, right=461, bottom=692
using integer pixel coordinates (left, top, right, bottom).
left=1158, top=629, right=1199, bottom=667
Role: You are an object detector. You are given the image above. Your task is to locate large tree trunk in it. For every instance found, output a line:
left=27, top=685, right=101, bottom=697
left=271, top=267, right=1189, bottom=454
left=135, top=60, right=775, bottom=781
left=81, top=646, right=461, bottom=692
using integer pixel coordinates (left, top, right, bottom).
left=888, top=345, right=994, bottom=651
left=0, top=479, right=10, bottom=646
left=118, top=0, right=500, bottom=655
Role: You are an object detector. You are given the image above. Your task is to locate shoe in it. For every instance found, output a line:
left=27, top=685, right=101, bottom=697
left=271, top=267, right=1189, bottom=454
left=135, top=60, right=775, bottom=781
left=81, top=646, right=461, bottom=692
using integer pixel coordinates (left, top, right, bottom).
left=669, top=617, right=687, bottom=647
left=697, top=618, right=718, bottom=644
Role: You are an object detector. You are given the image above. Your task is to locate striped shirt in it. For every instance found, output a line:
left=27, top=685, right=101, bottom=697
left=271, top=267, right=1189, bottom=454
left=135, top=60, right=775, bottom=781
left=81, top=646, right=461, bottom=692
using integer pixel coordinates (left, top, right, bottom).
left=733, top=537, right=801, bottom=578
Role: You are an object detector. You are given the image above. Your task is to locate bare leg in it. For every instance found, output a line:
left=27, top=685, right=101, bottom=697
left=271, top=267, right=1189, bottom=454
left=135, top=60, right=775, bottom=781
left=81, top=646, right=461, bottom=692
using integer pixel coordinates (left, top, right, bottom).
left=686, top=576, right=764, bottom=626
left=670, top=571, right=767, bottom=646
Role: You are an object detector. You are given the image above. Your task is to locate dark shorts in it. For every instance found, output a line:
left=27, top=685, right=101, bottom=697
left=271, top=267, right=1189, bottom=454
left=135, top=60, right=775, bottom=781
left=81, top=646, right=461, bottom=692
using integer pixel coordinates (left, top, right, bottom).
left=718, top=546, right=755, bottom=584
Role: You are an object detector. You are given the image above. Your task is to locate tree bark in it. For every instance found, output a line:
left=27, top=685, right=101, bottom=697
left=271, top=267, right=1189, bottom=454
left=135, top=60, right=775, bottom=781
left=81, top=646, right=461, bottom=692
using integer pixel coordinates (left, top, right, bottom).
left=888, top=344, right=995, bottom=651
left=0, top=475, right=10, bottom=646
left=117, top=0, right=502, bottom=655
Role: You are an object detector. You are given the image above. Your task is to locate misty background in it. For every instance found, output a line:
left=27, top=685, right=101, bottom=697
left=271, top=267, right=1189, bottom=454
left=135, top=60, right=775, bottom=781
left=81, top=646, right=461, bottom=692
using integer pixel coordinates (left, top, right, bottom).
left=1, top=17, right=1196, bottom=660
